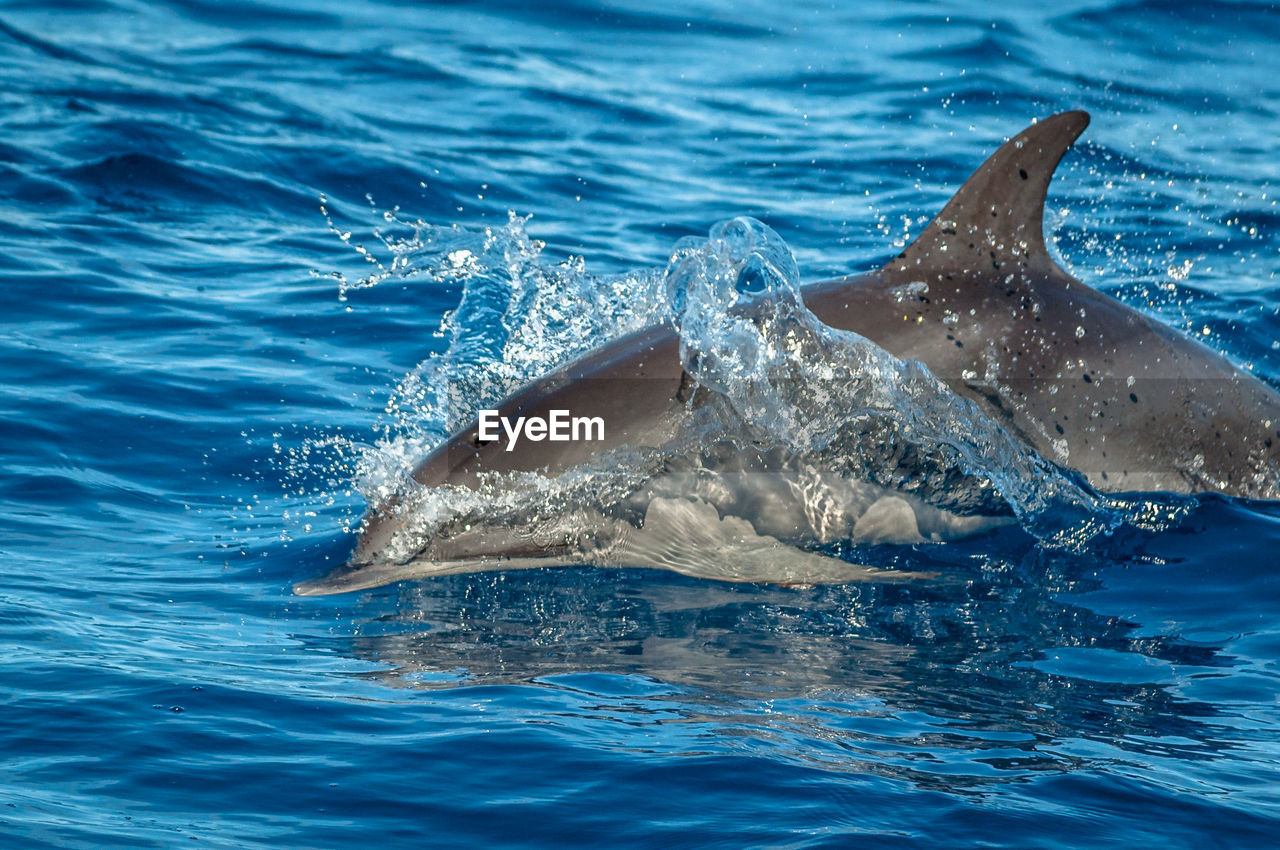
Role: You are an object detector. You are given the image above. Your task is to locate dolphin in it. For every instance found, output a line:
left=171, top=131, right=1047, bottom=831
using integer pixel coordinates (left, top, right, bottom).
left=295, top=110, right=1280, bottom=596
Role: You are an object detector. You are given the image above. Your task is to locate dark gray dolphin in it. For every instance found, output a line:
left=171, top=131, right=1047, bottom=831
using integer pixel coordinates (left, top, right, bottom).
left=295, top=111, right=1280, bottom=596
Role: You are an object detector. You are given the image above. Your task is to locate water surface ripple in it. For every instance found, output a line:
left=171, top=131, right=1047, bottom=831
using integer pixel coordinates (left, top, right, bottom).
left=2, top=1, right=1279, bottom=846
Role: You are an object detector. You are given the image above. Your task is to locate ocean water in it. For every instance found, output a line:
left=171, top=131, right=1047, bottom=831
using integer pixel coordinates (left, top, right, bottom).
left=3, top=0, right=1280, bottom=846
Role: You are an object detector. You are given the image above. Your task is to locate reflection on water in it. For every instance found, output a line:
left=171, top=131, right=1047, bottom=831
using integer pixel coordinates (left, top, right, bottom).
left=310, top=501, right=1267, bottom=789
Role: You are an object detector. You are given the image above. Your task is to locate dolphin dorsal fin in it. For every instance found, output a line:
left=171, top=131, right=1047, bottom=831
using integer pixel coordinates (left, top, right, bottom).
left=887, top=110, right=1089, bottom=279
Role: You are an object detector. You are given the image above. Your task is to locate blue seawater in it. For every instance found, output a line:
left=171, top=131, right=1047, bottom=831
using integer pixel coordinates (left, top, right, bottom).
left=3, top=1, right=1279, bottom=846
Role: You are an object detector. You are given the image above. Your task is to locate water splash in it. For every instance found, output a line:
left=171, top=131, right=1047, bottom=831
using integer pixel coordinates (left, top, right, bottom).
left=664, top=217, right=1110, bottom=543
left=349, top=208, right=667, bottom=440
left=294, top=210, right=668, bottom=532
left=296, top=212, right=1143, bottom=585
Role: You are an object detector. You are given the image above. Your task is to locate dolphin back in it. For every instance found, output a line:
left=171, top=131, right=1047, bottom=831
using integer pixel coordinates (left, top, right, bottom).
left=806, top=110, right=1280, bottom=498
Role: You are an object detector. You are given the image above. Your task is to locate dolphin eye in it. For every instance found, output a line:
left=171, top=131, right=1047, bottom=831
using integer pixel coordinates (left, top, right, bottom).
left=471, top=433, right=492, bottom=448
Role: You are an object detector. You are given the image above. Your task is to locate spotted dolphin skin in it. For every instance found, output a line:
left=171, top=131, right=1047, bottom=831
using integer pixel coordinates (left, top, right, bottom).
left=805, top=111, right=1280, bottom=500
left=295, top=111, right=1280, bottom=596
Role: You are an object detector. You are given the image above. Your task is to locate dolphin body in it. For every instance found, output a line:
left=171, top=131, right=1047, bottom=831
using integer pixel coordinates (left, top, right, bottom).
left=296, top=111, right=1280, bottom=596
